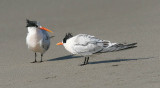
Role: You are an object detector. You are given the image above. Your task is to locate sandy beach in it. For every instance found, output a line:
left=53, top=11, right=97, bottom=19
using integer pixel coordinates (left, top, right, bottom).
left=0, top=0, right=160, bottom=88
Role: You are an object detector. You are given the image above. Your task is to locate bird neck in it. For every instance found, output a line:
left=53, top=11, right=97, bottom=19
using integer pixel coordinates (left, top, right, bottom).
left=27, top=27, right=40, bottom=34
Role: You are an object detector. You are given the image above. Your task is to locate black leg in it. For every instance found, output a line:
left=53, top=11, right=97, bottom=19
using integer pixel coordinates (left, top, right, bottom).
left=31, top=53, right=37, bottom=63
left=86, top=57, right=89, bottom=64
left=84, top=57, right=87, bottom=64
left=40, top=54, right=43, bottom=62
left=80, top=57, right=87, bottom=66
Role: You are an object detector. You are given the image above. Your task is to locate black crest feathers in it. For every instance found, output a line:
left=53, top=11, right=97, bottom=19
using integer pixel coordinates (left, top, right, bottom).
left=26, top=19, right=30, bottom=23
left=26, top=19, right=38, bottom=27
left=63, top=33, right=73, bottom=43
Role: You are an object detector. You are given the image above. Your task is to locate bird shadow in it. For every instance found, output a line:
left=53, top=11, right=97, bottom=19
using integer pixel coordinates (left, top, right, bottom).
left=47, top=55, right=82, bottom=61
left=89, top=57, right=154, bottom=65
left=48, top=54, right=154, bottom=65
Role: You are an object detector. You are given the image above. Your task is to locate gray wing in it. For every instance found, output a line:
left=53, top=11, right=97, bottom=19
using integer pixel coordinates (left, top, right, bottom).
left=73, top=34, right=110, bottom=56
left=41, top=30, right=50, bottom=51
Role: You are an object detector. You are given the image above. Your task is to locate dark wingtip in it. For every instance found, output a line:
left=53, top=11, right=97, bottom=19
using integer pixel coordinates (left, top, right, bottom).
left=50, top=36, right=55, bottom=39
left=129, top=43, right=137, bottom=46
left=132, top=42, right=137, bottom=45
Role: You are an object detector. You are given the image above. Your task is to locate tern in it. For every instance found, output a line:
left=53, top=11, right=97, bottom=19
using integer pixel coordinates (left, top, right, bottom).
left=57, top=33, right=137, bottom=66
left=26, top=19, right=53, bottom=63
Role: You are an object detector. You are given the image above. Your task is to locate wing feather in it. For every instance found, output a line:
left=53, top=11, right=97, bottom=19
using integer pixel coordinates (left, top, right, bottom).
left=41, top=30, right=50, bottom=51
left=72, top=34, right=109, bottom=55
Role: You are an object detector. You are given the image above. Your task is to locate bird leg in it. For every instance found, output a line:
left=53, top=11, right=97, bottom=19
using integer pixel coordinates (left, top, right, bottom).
left=86, top=57, right=89, bottom=64
left=40, top=54, right=43, bottom=62
left=80, top=57, right=87, bottom=66
left=31, top=53, right=37, bottom=63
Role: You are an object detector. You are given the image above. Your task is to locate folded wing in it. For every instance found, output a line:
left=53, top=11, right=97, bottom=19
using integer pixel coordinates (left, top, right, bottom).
left=72, top=34, right=110, bottom=56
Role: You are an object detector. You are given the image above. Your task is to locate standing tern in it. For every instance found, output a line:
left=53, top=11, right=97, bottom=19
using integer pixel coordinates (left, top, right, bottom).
left=26, top=19, right=53, bottom=63
left=57, top=33, right=137, bottom=66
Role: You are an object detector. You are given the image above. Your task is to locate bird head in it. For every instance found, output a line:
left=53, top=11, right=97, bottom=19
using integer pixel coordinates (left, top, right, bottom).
left=56, top=33, right=73, bottom=45
left=26, top=19, right=53, bottom=33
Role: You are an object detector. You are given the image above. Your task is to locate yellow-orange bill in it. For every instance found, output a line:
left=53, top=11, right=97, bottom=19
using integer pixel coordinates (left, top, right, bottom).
left=40, top=26, right=53, bottom=33
left=56, top=42, right=63, bottom=45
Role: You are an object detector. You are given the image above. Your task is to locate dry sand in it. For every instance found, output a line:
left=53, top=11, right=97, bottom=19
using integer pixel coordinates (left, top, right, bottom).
left=0, top=0, right=160, bottom=88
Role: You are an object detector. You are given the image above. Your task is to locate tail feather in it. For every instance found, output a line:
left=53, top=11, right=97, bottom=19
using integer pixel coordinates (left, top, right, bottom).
left=101, top=43, right=137, bottom=52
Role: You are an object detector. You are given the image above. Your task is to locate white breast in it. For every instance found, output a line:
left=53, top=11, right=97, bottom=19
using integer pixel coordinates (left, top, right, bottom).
left=26, top=27, right=44, bottom=53
left=63, top=37, right=78, bottom=54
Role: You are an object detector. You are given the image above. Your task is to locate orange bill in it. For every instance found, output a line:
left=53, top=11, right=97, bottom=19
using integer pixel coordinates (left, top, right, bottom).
left=40, top=26, right=53, bottom=33
left=56, top=42, right=63, bottom=45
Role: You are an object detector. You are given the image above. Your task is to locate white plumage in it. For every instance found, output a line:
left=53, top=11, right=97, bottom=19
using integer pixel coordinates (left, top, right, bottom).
left=26, top=19, right=52, bottom=63
left=26, top=27, right=50, bottom=53
left=57, top=33, right=137, bottom=66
